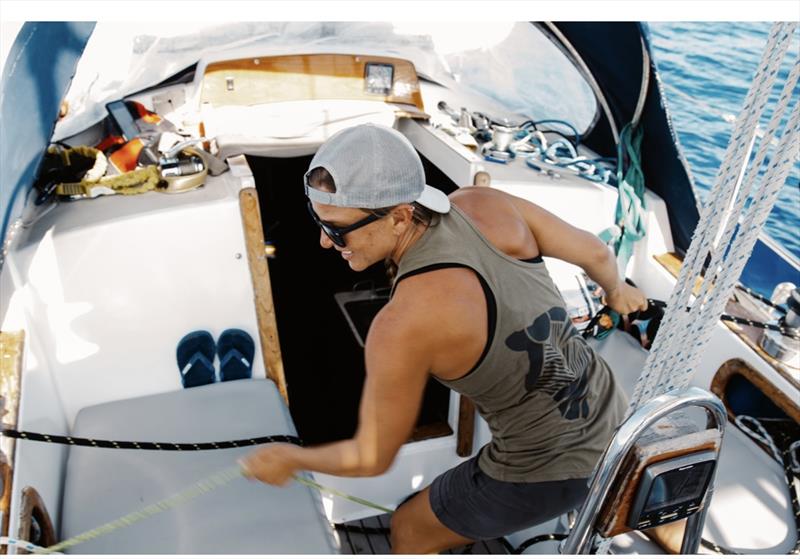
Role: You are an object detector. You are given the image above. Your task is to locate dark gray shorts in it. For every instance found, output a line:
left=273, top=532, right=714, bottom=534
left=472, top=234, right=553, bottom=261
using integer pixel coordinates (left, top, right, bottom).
left=429, top=454, right=589, bottom=541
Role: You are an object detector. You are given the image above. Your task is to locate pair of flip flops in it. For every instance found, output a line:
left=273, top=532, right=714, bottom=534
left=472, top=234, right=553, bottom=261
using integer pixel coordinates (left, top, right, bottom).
left=176, top=329, right=255, bottom=388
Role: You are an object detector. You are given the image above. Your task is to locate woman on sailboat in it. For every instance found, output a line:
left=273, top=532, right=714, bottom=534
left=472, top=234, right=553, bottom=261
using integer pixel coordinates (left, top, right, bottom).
left=241, top=123, right=648, bottom=554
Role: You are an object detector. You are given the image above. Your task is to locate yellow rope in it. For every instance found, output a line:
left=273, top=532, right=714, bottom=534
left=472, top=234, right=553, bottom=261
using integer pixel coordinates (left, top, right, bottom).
left=43, top=465, right=243, bottom=553
left=51, top=144, right=162, bottom=197
left=292, top=475, right=394, bottom=513
left=40, top=466, right=393, bottom=554
left=97, top=165, right=160, bottom=194
left=56, top=165, right=161, bottom=197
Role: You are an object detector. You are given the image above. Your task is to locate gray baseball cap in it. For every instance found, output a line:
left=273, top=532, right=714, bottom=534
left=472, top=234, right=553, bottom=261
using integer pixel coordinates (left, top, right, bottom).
left=304, top=124, right=451, bottom=213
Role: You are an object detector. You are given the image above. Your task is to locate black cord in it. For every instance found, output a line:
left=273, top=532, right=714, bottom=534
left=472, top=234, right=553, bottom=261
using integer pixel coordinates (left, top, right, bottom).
left=735, top=284, right=788, bottom=315
left=520, top=119, right=582, bottom=148
left=719, top=313, right=800, bottom=339
left=2, top=428, right=302, bottom=450
left=699, top=435, right=800, bottom=555
left=533, top=128, right=579, bottom=147
left=498, top=537, right=516, bottom=554
left=511, top=532, right=568, bottom=554
left=700, top=536, right=741, bottom=555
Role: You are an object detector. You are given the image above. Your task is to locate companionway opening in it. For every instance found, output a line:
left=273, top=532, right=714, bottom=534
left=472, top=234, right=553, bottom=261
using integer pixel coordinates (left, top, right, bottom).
left=248, top=153, right=458, bottom=445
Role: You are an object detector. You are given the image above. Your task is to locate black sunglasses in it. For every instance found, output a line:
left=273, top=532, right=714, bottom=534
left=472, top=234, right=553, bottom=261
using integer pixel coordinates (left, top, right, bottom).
left=306, top=202, right=381, bottom=248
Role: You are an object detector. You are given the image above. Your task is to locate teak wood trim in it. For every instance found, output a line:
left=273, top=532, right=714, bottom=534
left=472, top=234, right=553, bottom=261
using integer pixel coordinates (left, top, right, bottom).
left=710, top=358, right=800, bottom=423
left=17, top=486, right=56, bottom=554
left=239, top=188, right=289, bottom=405
left=0, top=455, right=11, bottom=554
left=0, top=330, right=24, bottom=545
left=456, top=396, right=476, bottom=457
left=202, top=53, right=424, bottom=111
left=654, top=252, right=704, bottom=296
left=410, top=421, right=454, bottom=443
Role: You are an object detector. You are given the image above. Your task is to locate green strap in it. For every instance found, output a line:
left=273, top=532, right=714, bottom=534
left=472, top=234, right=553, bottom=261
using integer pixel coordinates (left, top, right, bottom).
left=599, top=122, right=648, bottom=274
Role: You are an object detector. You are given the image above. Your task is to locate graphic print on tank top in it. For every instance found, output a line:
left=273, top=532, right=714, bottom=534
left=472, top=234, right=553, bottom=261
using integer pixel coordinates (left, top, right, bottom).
left=505, top=306, right=592, bottom=420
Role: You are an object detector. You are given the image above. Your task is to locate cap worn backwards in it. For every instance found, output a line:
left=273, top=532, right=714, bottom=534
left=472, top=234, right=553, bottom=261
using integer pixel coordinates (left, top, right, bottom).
left=304, top=124, right=450, bottom=213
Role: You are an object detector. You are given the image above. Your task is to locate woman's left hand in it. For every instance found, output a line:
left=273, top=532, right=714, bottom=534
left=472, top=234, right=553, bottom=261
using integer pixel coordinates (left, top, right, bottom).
left=239, top=443, right=300, bottom=486
left=604, top=282, right=649, bottom=315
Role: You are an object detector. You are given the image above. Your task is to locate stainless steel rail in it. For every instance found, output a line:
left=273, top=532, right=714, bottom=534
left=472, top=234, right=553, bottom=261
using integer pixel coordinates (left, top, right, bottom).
left=560, top=386, right=727, bottom=555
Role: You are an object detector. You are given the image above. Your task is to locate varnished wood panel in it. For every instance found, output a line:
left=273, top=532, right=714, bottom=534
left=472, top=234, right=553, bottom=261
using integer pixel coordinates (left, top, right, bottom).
left=17, top=486, right=56, bottom=554
left=202, top=54, right=424, bottom=111
left=457, top=396, right=476, bottom=457
left=409, top=421, right=453, bottom=443
left=710, top=358, right=800, bottom=423
left=0, top=456, right=10, bottom=554
left=654, top=252, right=704, bottom=296
left=239, top=189, right=289, bottom=404
left=0, top=330, right=24, bottom=546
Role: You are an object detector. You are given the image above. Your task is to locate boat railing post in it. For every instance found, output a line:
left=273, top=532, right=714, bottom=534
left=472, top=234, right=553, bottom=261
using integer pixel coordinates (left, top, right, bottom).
left=560, top=386, right=727, bottom=555
left=680, top=486, right=714, bottom=554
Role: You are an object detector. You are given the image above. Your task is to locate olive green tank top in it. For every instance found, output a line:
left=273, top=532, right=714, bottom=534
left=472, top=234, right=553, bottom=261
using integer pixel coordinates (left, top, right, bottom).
left=393, top=205, right=628, bottom=482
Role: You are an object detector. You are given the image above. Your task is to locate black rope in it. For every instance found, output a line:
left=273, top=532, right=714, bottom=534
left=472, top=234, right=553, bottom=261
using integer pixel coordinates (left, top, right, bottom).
left=510, top=533, right=568, bottom=554
left=719, top=313, right=800, bottom=339
left=698, top=445, right=799, bottom=555
left=735, top=284, right=788, bottom=315
left=498, top=537, right=516, bottom=554
left=781, top=447, right=800, bottom=555
left=700, top=536, right=742, bottom=555
left=1, top=428, right=302, bottom=450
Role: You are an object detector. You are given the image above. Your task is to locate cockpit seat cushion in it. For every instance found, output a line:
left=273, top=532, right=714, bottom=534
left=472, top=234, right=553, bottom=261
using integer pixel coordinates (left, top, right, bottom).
left=60, top=379, right=338, bottom=554
left=588, top=332, right=797, bottom=553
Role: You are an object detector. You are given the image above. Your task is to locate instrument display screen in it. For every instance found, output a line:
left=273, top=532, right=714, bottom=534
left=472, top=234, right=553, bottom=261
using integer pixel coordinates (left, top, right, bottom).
left=628, top=450, right=717, bottom=530
left=643, top=460, right=715, bottom=512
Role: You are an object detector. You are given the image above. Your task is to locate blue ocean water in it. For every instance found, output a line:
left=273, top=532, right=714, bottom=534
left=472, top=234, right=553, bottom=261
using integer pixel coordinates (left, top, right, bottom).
left=648, top=22, right=800, bottom=262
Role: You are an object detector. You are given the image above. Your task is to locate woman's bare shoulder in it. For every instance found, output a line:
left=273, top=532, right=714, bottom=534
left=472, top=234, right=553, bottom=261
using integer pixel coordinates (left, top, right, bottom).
left=449, top=187, right=538, bottom=258
left=375, top=268, right=485, bottom=346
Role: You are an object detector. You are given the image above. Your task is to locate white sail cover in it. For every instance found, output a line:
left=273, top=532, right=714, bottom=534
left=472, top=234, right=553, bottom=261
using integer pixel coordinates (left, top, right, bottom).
left=53, top=21, right=597, bottom=140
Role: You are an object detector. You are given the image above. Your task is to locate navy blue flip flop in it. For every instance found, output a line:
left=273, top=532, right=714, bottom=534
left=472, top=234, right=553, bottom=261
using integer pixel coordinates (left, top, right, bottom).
left=176, top=330, right=216, bottom=388
left=217, top=329, right=255, bottom=382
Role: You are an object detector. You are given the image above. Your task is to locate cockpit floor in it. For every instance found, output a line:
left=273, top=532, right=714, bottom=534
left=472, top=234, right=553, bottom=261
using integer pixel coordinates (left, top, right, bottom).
left=335, top=513, right=511, bottom=554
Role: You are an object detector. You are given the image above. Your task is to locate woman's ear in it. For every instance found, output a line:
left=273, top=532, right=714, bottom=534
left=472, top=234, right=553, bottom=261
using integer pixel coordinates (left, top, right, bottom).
left=390, top=204, right=414, bottom=234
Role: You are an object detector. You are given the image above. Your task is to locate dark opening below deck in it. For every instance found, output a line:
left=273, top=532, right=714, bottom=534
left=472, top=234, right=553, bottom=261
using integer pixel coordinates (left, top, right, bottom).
left=248, top=153, right=458, bottom=445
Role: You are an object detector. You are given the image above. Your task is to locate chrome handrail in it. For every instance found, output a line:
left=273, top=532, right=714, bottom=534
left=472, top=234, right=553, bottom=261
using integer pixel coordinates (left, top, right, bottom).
left=560, top=386, right=727, bottom=555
